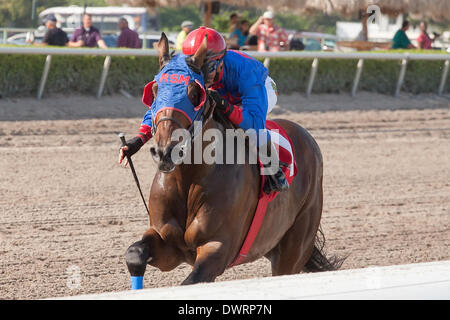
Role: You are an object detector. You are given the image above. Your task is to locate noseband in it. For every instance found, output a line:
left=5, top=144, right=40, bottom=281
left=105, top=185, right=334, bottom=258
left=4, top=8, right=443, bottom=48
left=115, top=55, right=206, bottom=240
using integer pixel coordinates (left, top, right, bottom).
left=153, top=115, right=186, bottom=133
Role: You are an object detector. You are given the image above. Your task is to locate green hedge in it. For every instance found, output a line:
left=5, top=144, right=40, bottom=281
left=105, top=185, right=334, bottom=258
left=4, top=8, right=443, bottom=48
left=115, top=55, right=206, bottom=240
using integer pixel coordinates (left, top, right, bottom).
left=268, top=54, right=449, bottom=95
left=0, top=50, right=448, bottom=98
left=0, top=53, right=160, bottom=98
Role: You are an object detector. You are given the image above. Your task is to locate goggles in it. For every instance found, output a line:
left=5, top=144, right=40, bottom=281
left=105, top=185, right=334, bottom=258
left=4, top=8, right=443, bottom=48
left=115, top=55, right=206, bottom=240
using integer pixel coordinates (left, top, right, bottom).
left=203, top=49, right=226, bottom=75
left=205, top=58, right=222, bottom=74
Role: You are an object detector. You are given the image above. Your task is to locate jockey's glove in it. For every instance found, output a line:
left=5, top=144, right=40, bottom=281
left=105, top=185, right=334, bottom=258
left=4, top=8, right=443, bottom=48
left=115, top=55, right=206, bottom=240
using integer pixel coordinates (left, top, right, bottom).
left=208, top=89, right=233, bottom=117
left=123, top=136, right=144, bottom=158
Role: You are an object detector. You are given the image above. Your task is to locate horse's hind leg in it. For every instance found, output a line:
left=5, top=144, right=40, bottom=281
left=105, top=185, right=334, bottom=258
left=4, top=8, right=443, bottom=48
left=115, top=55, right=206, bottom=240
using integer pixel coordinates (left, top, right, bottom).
left=267, top=192, right=322, bottom=276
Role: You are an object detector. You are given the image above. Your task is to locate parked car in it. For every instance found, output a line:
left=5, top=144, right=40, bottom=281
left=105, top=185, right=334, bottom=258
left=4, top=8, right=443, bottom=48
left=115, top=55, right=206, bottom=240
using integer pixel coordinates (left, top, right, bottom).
left=139, top=33, right=176, bottom=49
left=7, top=28, right=45, bottom=45
left=288, top=31, right=337, bottom=51
left=102, top=33, right=118, bottom=48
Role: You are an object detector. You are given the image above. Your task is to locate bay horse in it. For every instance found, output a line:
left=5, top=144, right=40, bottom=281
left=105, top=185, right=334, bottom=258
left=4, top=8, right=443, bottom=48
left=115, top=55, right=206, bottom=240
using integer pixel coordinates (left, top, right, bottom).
left=125, top=33, right=342, bottom=287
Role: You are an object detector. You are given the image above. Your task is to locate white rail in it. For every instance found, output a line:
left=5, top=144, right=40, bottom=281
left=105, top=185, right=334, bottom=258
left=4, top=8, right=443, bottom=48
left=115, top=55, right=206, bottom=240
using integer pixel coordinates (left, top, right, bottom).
left=0, top=47, right=448, bottom=99
left=55, top=260, right=450, bottom=300
left=1, top=46, right=450, bottom=59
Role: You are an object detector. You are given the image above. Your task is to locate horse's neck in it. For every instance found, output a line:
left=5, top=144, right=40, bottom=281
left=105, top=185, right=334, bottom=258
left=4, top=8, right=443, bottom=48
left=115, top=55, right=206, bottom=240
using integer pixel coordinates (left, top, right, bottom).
left=161, top=122, right=259, bottom=233
left=177, top=118, right=258, bottom=185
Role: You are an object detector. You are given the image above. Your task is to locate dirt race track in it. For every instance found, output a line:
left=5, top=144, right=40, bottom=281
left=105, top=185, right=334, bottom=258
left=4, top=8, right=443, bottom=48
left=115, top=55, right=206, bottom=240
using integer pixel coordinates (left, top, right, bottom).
left=0, top=92, right=449, bottom=299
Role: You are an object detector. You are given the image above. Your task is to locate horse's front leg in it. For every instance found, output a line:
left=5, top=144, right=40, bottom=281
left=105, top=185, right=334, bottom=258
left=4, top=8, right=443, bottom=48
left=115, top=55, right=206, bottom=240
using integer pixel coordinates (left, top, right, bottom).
left=126, top=227, right=184, bottom=289
left=181, top=240, right=229, bottom=285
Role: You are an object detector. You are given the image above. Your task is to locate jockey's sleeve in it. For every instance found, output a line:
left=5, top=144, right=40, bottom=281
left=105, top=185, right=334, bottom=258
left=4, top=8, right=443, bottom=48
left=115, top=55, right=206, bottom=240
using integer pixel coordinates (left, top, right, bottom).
left=226, top=83, right=267, bottom=133
left=137, top=109, right=153, bottom=144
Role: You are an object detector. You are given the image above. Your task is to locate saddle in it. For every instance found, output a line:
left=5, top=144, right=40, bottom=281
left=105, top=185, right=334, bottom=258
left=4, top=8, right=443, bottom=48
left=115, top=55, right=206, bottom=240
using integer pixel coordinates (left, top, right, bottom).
left=229, top=119, right=297, bottom=267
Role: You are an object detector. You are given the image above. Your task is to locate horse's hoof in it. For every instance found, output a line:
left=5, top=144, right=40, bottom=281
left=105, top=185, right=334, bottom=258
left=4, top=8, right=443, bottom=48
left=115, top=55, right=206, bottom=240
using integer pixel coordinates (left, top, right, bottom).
left=125, top=244, right=148, bottom=276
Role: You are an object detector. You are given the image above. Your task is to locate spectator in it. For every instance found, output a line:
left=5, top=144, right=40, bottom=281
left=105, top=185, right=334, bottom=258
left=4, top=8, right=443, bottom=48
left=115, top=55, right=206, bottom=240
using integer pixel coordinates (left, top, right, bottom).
left=176, top=21, right=194, bottom=50
left=68, top=13, right=107, bottom=49
left=29, top=14, right=68, bottom=46
left=229, top=19, right=250, bottom=49
left=417, top=21, right=436, bottom=50
left=391, top=20, right=416, bottom=49
left=249, top=11, right=288, bottom=52
left=289, top=37, right=305, bottom=51
left=117, top=17, right=142, bottom=48
left=247, top=34, right=258, bottom=46
left=133, top=15, right=143, bottom=33
left=229, top=12, right=239, bottom=34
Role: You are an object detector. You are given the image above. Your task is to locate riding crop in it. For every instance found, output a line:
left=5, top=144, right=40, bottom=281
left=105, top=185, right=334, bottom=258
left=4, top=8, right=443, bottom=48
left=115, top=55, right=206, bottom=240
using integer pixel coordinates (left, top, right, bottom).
left=119, top=133, right=149, bottom=215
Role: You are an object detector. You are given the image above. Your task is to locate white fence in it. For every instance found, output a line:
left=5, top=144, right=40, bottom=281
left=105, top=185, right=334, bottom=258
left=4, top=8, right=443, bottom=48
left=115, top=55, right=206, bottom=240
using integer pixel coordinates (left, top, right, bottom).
left=0, top=46, right=449, bottom=99
left=56, top=260, right=450, bottom=300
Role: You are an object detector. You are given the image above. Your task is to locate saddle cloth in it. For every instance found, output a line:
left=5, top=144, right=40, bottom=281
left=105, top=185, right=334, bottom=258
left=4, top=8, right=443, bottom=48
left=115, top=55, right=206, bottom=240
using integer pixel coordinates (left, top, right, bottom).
left=229, top=120, right=297, bottom=267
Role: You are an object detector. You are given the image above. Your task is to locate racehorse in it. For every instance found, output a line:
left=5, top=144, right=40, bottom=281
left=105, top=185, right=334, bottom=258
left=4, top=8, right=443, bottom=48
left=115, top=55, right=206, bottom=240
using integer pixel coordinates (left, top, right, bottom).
left=125, top=33, right=342, bottom=287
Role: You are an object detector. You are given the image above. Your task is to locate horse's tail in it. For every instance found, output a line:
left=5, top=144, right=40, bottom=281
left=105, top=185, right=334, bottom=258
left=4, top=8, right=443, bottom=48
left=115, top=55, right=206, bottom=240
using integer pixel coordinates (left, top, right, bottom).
left=304, top=225, right=346, bottom=272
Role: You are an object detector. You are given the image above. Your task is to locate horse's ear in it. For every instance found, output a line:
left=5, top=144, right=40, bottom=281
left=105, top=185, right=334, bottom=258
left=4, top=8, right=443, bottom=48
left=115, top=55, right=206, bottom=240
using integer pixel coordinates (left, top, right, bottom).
left=191, top=35, right=208, bottom=71
left=158, top=32, right=170, bottom=69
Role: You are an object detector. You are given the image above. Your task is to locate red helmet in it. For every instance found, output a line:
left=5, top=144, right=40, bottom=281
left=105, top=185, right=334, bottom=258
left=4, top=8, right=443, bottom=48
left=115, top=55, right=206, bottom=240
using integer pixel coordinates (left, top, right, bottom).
left=182, top=26, right=226, bottom=61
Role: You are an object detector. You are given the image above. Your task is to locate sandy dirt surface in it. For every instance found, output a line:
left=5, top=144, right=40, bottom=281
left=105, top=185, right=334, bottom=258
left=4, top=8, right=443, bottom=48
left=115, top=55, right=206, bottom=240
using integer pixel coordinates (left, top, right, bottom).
left=0, top=92, right=449, bottom=299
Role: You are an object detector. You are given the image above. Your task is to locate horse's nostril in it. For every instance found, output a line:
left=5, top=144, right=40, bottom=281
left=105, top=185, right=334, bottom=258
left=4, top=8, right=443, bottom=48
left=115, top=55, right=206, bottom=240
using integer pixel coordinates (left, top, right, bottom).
left=150, top=147, right=160, bottom=161
left=151, top=144, right=178, bottom=172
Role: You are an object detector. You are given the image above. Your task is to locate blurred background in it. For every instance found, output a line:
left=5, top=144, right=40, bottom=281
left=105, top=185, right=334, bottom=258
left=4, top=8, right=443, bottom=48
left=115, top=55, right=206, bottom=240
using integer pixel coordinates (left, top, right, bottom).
left=1, top=0, right=449, bottom=51
left=0, top=1, right=449, bottom=300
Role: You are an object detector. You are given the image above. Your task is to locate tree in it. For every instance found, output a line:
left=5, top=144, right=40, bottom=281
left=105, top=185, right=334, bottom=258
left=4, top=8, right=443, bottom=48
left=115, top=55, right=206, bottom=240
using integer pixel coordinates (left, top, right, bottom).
left=0, top=0, right=34, bottom=27
left=159, top=5, right=202, bottom=32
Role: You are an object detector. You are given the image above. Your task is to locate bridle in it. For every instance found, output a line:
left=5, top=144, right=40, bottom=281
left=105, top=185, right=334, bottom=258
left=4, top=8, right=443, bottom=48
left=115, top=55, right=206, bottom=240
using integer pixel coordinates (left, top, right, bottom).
left=153, top=115, right=186, bottom=134
left=151, top=91, right=214, bottom=142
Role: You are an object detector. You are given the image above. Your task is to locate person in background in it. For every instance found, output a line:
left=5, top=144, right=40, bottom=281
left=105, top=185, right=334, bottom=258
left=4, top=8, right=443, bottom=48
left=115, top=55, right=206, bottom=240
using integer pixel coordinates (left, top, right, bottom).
left=229, top=12, right=239, bottom=34
left=246, top=34, right=258, bottom=46
left=249, top=11, right=288, bottom=52
left=417, top=21, right=437, bottom=50
left=133, top=15, right=143, bottom=33
left=229, top=19, right=250, bottom=49
left=28, top=14, right=68, bottom=46
left=391, top=20, right=416, bottom=49
left=117, top=17, right=142, bottom=49
left=176, top=21, right=194, bottom=50
left=68, top=13, right=107, bottom=49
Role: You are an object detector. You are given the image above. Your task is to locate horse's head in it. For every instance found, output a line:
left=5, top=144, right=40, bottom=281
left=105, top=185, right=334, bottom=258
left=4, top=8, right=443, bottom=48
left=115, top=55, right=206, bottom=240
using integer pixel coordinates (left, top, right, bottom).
left=148, top=33, right=209, bottom=172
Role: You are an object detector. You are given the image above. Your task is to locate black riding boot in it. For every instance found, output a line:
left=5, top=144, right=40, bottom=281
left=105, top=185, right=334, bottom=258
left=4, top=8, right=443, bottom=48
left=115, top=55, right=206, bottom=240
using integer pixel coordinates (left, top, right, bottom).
left=262, top=165, right=290, bottom=194
left=259, top=139, right=290, bottom=194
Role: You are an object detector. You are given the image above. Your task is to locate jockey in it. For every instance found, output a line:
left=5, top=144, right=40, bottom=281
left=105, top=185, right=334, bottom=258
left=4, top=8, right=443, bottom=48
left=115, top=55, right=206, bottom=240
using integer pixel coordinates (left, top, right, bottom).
left=119, top=27, right=289, bottom=194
